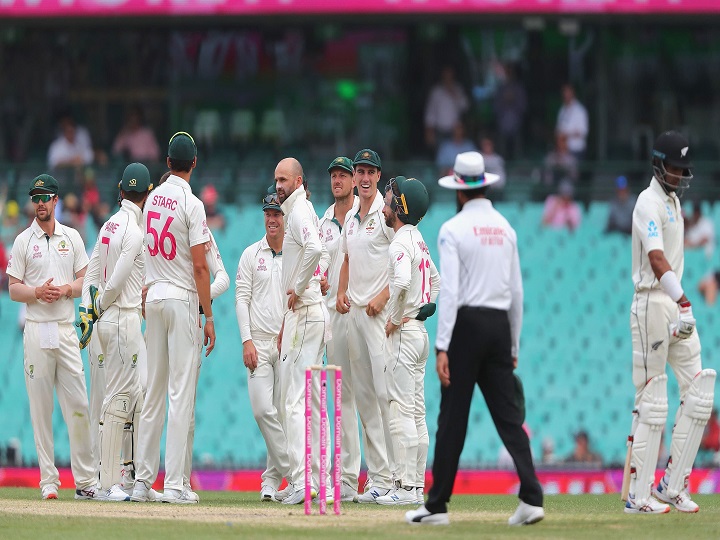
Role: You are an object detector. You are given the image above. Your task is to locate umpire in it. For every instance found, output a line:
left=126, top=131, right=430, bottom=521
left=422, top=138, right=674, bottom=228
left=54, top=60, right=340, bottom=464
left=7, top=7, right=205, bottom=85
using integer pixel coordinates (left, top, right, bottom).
left=406, top=152, right=544, bottom=526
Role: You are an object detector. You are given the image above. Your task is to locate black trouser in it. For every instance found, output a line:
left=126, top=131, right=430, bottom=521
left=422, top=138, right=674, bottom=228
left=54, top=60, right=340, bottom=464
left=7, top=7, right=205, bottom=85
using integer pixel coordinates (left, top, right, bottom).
left=426, top=307, right=543, bottom=513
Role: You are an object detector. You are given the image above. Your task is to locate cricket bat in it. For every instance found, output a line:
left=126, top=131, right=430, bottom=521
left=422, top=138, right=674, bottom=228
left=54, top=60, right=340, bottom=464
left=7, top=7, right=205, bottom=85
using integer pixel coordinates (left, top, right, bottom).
left=621, top=435, right=632, bottom=502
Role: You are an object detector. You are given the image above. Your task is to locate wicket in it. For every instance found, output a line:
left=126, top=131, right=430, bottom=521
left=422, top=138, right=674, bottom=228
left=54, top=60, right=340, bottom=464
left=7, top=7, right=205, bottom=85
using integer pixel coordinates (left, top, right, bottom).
left=304, top=365, right=342, bottom=515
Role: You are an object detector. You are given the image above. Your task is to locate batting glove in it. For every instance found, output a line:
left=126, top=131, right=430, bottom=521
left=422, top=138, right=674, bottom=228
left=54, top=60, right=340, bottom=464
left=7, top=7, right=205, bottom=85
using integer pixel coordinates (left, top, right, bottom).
left=415, top=302, right=437, bottom=321
left=670, top=301, right=696, bottom=340
left=76, top=306, right=94, bottom=349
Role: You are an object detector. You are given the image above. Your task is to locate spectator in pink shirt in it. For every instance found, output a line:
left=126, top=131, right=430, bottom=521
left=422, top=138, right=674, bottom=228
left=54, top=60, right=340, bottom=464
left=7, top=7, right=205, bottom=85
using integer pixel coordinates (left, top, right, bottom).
left=112, top=106, right=160, bottom=162
left=542, top=179, right=581, bottom=232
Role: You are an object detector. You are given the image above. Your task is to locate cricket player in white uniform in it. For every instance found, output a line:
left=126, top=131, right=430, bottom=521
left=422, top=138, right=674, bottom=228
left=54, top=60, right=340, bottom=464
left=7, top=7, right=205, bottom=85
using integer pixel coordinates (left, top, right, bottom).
left=236, top=187, right=292, bottom=502
left=7, top=174, right=99, bottom=500
left=377, top=176, right=439, bottom=506
left=336, top=149, right=395, bottom=502
left=132, top=132, right=215, bottom=504
left=318, top=156, right=361, bottom=501
left=275, top=157, right=329, bottom=505
left=625, top=131, right=715, bottom=514
left=80, top=163, right=151, bottom=500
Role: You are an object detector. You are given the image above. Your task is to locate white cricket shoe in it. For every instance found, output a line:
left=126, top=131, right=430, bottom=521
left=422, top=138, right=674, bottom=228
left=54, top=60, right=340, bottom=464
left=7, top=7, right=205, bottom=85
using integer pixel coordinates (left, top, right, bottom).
left=183, top=482, right=200, bottom=503
left=106, top=484, right=132, bottom=502
left=260, top=485, right=277, bottom=502
left=624, top=495, right=670, bottom=514
left=274, top=483, right=294, bottom=502
left=340, top=482, right=358, bottom=502
left=130, top=482, right=151, bottom=502
left=653, top=477, right=699, bottom=513
left=508, top=501, right=545, bottom=525
left=75, top=484, right=105, bottom=500
left=415, top=487, right=424, bottom=505
left=281, top=488, right=307, bottom=505
left=376, top=486, right=417, bottom=506
left=357, top=486, right=391, bottom=504
left=41, top=485, right=58, bottom=500
left=405, top=505, right=449, bottom=525
left=162, top=488, right=199, bottom=504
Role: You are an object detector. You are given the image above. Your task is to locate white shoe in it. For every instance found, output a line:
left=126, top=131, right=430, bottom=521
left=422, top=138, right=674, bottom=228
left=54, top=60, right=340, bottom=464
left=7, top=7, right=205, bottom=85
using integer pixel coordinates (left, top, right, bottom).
left=274, top=483, right=294, bottom=502
left=130, top=482, right=151, bottom=502
left=182, top=483, right=200, bottom=503
left=624, top=495, right=670, bottom=514
left=41, top=485, right=58, bottom=500
left=376, top=486, right=417, bottom=506
left=508, top=501, right=545, bottom=525
left=415, top=487, right=424, bottom=505
left=357, top=486, right=391, bottom=504
left=281, top=488, right=307, bottom=505
left=75, top=484, right=105, bottom=500
left=106, top=484, right=132, bottom=502
left=405, top=505, right=449, bottom=525
left=340, top=482, right=358, bottom=502
left=162, top=488, right=199, bottom=504
left=260, top=485, right=278, bottom=502
left=653, top=477, right=699, bottom=513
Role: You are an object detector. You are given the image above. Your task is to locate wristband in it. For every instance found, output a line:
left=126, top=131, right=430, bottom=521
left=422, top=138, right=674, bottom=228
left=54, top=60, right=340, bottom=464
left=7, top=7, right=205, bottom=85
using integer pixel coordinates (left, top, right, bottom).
left=659, top=271, right=684, bottom=302
left=205, top=316, right=214, bottom=323
left=679, top=300, right=691, bottom=309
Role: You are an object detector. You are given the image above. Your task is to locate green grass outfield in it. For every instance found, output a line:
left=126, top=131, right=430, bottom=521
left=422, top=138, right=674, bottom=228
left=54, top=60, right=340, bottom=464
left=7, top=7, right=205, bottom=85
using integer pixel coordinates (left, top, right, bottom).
left=1, top=488, right=719, bottom=539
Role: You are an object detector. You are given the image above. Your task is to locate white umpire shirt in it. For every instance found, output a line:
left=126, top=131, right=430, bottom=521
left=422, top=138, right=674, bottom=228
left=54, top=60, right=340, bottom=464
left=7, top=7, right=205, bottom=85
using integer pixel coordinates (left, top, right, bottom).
left=631, top=177, right=684, bottom=293
left=8, top=219, right=88, bottom=324
left=318, top=196, right=360, bottom=312
left=436, top=198, right=523, bottom=356
left=235, top=236, right=285, bottom=341
left=387, top=224, right=440, bottom=325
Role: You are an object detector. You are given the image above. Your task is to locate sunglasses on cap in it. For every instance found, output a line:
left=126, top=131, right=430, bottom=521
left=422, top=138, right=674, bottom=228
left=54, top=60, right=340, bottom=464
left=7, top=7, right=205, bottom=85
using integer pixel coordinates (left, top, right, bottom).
left=384, top=177, right=408, bottom=215
left=262, top=193, right=281, bottom=206
left=31, top=194, right=55, bottom=204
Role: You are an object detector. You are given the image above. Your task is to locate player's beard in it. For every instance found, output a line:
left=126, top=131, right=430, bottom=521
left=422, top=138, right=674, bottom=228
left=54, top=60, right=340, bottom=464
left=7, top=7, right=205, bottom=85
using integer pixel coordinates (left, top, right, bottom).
left=384, top=211, right=396, bottom=228
left=35, top=208, right=52, bottom=222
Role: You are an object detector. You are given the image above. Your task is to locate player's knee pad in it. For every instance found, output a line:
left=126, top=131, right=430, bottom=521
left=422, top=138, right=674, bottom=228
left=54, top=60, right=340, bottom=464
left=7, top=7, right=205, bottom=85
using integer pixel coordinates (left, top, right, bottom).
left=100, top=393, right=132, bottom=489
left=631, top=374, right=668, bottom=499
left=666, top=369, right=716, bottom=497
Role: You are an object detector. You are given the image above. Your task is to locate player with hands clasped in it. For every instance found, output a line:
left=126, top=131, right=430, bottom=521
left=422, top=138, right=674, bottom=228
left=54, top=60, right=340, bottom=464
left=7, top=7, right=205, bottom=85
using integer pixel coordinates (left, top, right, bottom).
left=624, top=131, right=716, bottom=514
left=7, top=174, right=98, bottom=500
left=376, top=177, right=439, bottom=506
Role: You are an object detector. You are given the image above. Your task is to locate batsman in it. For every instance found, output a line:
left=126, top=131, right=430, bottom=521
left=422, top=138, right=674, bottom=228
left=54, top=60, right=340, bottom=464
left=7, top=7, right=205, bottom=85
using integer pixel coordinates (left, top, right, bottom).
left=624, top=131, right=715, bottom=514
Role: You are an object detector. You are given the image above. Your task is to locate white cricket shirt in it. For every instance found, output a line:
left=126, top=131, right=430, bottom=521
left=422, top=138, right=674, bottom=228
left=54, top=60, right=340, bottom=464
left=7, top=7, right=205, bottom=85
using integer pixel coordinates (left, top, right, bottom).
left=387, top=224, right=440, bottom=325
left=143, top=175, right=210, bottom=300
left=8, top=219, right=88, bottom=324
left=632, top=177, right=684, bottom=293
left=235, top=236, right=285, bottom=341
left=341, top=190, right=395, bottom=307
left=319, top=196, right=360, bottom=312
left=435, top=198, right=523, bottom=356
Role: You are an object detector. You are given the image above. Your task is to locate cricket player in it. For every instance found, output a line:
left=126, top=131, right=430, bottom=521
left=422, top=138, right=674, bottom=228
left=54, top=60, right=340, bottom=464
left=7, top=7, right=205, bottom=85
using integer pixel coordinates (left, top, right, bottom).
left=377, top=176, right=439, bottom=506
left=236, top=187, right=293, bottom=502
left=625, top=131, right=715, bottom=514
left=132, top=132, right=215, bottom=504
left=80, top=163, right=151, bottom=500
left=336, top=149, right=395, bottom=502
left=318, top=156, right=361, bottom=501
left=275, top=157, right=329, bottom=505
left=7, top=174, right=99, bottom=500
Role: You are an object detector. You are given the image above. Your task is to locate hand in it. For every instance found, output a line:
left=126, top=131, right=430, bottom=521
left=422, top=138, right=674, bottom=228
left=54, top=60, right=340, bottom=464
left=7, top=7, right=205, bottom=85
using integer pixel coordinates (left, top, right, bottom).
left=35, top=278, right=61, bottom=303
left=336, top=292, right=350, bottom=314
left=513, top=356, right=518, bottom=369
left=366, top=290, right=389, bottom=317
left=416, top=302, right=436, bottom=321
left=75, top=306, right=94, bottom=349
left=287, top=290, right=299, bottom=311
left=243, top=340, right=258, bottom=371
left=385, top=320, right=399, bottom=337
left=204, top=320, right=215, bottom=357
left=670, top=301, right=696, bottom=339
left=141, top=285, right=148, bottom=319
left=320, top=275, right=329, bottom=296
left=436, top=350, right=450, bottom=387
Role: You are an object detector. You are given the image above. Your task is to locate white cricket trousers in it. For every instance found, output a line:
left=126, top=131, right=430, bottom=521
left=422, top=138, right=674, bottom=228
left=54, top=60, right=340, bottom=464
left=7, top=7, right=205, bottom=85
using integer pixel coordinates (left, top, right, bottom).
left=385, top=320, right=429, bottom=488
left=88, top=336, right=105, bottom=475
left=23, top=321, right=96, bottom=490
left=248, top=335, right=291, bottom=489
left=135, top=295, right=201, bottom=492
left=326, top=307, right=361, bottom=489
left=278, top=303, right=327, bottom=489
left=347, top=304, right=393, bottom=488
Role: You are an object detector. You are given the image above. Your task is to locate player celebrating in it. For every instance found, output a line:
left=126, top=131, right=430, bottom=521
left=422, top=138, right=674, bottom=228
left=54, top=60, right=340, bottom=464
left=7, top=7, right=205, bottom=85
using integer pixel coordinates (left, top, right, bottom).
left=132, top=132, right=215, bottom=504
left=376, top=176, right=439, bottom=506
left=318, top=157, right=361, bottom=501
left=7, top=174, right=99, bottom=500
left=624, top=131, right=716, bottom=514
left=81, top=163, right=151, bottom=500
left=236, top=186, right=293, bottom=502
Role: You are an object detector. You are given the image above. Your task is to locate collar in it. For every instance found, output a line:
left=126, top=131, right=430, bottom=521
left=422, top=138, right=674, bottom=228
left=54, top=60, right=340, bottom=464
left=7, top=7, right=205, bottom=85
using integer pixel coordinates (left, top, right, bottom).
left=462, top=198, right=493, bottom=212
left=396, top=223, right=416, bottom=235
left=31, top=218, right=61, bottom=239
left=166, top=174, right=191, bottom=192
left=120, top=199, right=143, bottom=225
left=323, top=195, right=359, bottom=231
left=280, top=185, right=306, bottom=217
left=260, top=235, right=282, bottom=257
left=355, top=190, right=384, bottom=223
left=650, top=176, right=677, bottom=202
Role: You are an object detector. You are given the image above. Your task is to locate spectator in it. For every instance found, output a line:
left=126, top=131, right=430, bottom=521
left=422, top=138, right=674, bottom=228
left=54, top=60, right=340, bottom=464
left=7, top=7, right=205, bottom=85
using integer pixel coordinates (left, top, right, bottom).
left=60, top=193, right=86, bottom=243
left=424, top=66, right=469, bottom=149
left=201, top=184, right=225, bottom=232
left=47, top=113, right=94, bottom=170
left=112, top=106, right=161, bottom=162
left=685, top=201, right=715, bottom=260
left=493, top=64, right=527, bottom=160
left=479, top=135, right=507, bottom=191
left=542, top=179, right=581, bottom=231
left=698, top=270, right=720, bottom=306
left=563, top=431, right=602, bottom=466
left=556, top=84, right=588, bottom=161
left=542, top=133, right=579, bottom=187
left=436, top=121, right=476, bottom=174
left=605, top=176, right=636, bottom=235
left=541, top=437, right=556, bottom=466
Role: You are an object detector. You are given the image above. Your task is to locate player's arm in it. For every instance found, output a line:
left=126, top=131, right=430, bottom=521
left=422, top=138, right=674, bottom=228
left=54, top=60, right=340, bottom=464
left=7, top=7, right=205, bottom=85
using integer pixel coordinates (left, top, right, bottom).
left=100, top=232, right=143, bottom=310
left=192, top=243, right=215, bottom=354
left=7, top=237, right=40, bottom=303
left=435, top=225, right=459, bottom=387
left=336, top=245, right=351, bottom=314
left=429, top=257, right=441, bottom=303
left=293, top=214, right=322, bottom=297
left=235, top=249, right=257, bottom=370
left=387, top=243, right=411, bottom=326
left=508, top=235, right=524, bottom=361
left=82, top=240, right=101, bottom=307
left=207, top=238, right=230, bottom=299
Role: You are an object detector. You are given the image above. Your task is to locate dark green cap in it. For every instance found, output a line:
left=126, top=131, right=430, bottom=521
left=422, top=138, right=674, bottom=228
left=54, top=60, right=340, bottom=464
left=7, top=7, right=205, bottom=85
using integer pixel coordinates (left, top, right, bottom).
left=121, top=163, right=152, bottom=192
left=353, top=148, right=381, bottom=169
left=168, top=131, right=197, bottom=161
left=327, top=156, right=353, bottom=174
left=29, top=174, right=59, bottom=195
left=262, top=184, right=282, bottom=212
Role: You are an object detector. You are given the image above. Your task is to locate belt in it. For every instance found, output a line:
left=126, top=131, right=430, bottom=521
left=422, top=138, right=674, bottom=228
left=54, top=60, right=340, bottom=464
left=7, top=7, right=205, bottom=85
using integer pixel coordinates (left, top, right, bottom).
left=458, top=306, right=508, bottom=315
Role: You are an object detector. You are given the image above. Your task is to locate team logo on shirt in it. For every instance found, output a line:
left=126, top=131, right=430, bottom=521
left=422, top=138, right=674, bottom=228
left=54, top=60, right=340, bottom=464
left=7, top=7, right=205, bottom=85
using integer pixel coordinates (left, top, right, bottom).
left=348, top=222, right=355, bottom=236
left=32, top=244, right=42, bottom=259
left=131, top=354, right=138, bottom=368
left=257, top=257, right=267, bottom=272
left=57, top=240, right=70, bottom=257
left=365, top=218, right=376, bottom=234
left=325, top=228, right=333, bottom=242
left=665, top=204, right=676, bottom=223
left=302, top=226, right=310, bottom=241
left=28, top=364, right=34, bottom=379
left=648, top=221, right=659, bottom=238
left=98, top=354, right=105, bottom=369
left=396, top=253, right=404, bottom=262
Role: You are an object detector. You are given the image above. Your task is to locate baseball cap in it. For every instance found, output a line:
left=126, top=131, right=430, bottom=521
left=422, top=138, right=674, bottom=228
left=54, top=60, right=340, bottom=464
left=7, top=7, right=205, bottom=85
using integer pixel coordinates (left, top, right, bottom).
left=168, top=131, right=197, bottom=161
left=29, top=174, right=59, bottom=195
left=120, top=163, right=152, bottom=192
left=262, top=184, right=282, bottom=212
left=327, top=156, right=353, bottom=174
left=353, top=149, right=382, bottom=170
